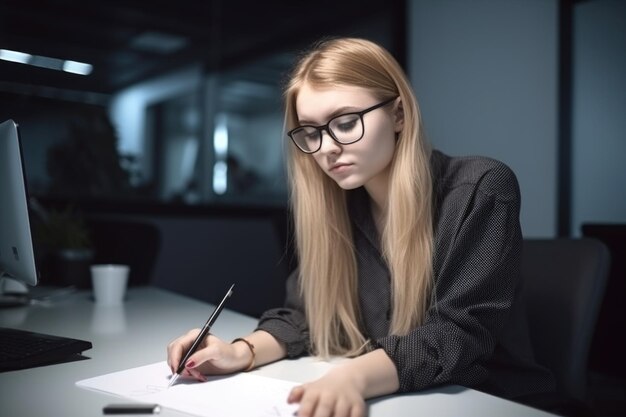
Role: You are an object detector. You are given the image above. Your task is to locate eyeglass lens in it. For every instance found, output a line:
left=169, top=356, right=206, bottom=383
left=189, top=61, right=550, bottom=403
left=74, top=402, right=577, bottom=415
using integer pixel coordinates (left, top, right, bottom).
left=292, top=113, right=365, bottom=153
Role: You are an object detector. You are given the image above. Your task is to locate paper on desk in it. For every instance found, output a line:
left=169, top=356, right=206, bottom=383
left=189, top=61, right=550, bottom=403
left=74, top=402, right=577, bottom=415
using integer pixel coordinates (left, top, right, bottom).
left=76, top=361, right=300, bottom=417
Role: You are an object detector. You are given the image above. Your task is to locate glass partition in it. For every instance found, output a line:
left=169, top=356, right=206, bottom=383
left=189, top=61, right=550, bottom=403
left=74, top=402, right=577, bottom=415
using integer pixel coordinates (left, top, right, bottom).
left=6, top=7, right=402, bottom=209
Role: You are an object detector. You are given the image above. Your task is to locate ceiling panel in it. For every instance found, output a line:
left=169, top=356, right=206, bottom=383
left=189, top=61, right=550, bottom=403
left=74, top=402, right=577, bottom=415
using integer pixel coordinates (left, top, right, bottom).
left=0, top=0, right=399, bottom=97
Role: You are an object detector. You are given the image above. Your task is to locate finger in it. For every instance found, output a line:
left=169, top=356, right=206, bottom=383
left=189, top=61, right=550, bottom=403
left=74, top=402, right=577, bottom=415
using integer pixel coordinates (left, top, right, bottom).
left=295, top=396, right=314, bottom=417
left=334, top=399, right=350, bottom=417
left=184, top=343, right=221, bottom=370
left=167, top=340, right=185, bottom=373
left=169, top=339, right=194, bottom=372
left=295, top=390, right=324, bottom=417
left=186, top=367, right=207, bottom=382
left=177, top=367, right=205, bottom=382
left=311, top=397, right=334, bottom=417
left=167, top=329, right=201, bottom=372
left=287, top=385, right=305, bottom=404
left=350, top=402, right=366, bottom=417
left=166, top=352, right=173, bottom=373
left=304, top=394, right=333, bottom=417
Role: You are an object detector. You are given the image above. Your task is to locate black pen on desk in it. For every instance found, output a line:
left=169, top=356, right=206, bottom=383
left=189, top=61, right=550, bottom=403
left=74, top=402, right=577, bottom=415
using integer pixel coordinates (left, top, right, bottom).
left=167, top=283, right=235, bottom=388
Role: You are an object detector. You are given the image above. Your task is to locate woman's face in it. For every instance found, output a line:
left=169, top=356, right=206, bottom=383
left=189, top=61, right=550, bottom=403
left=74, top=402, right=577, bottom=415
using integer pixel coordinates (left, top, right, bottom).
left=295, top=83, right=402, bottom=191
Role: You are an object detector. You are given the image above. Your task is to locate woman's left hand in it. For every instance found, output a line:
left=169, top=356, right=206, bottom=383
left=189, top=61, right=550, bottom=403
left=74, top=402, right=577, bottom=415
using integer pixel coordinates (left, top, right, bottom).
left=287, top=367, right=367, bottom=417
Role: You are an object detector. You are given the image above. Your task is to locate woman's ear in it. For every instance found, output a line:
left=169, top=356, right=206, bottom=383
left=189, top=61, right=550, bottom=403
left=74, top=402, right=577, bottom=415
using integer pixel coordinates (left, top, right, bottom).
left=393, top=98, right=404, bottom=133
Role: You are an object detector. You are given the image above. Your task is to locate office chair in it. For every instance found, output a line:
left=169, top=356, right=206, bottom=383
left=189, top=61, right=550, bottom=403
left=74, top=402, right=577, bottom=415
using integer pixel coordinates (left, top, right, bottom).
left=581, top=223, right=626, bottom=378
left=522, top=238, right=610, bottom=407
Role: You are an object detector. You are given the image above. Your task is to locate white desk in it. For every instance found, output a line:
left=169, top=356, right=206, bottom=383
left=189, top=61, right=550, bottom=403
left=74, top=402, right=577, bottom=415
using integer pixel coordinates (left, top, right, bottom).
left=0, top=287, right=556, bottom=417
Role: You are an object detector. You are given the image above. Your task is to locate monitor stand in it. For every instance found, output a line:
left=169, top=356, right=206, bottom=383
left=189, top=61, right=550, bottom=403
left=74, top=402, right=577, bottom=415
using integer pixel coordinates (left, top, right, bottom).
left=0, top=276, right=30, bottom=307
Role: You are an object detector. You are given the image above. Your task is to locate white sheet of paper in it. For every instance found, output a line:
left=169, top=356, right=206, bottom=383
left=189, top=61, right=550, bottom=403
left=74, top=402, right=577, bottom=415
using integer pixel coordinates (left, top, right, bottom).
left=76, top=361, right=300, bottom=417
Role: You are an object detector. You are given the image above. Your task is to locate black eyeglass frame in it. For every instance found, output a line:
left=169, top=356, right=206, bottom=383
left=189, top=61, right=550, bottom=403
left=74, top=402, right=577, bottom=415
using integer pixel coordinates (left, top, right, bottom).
left=287, top=96, right=398, bottom=154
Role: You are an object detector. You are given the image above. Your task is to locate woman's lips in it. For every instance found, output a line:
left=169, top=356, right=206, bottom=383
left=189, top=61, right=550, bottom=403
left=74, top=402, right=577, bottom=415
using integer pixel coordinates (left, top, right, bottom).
left=329, top=163, right=353, bottom=174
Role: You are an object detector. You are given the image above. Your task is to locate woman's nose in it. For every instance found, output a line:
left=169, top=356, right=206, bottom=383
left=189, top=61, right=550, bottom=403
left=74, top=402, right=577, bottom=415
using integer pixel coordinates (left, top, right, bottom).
left=318, top=129, right=342, bottom=155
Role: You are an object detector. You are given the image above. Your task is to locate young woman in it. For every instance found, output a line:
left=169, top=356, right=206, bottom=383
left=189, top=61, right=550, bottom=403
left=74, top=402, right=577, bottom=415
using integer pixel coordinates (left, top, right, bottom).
left=167, top=38, right=554, bottom=417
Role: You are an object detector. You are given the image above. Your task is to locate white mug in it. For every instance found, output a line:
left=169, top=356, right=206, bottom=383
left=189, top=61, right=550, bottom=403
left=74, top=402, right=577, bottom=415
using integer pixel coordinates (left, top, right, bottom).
left=90, top=264, right=130, bottom=306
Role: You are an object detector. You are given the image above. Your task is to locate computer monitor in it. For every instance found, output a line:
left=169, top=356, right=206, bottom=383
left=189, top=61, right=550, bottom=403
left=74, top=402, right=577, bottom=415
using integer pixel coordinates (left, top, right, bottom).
left=0, top=119, right=39, bottom=304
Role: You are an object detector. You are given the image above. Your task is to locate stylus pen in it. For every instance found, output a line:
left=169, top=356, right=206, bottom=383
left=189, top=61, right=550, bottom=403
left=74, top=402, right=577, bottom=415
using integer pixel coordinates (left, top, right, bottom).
left=167, top=283, right=235, bottom=388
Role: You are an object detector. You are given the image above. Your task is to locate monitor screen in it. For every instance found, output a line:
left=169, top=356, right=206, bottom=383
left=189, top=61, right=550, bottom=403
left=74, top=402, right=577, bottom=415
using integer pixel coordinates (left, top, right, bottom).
left=0, top=119, right=38, bottom=298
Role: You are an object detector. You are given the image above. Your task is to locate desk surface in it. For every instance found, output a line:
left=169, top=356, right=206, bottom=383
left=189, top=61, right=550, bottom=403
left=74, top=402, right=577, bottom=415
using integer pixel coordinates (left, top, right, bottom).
left=0, top=287, right=555, bottom=417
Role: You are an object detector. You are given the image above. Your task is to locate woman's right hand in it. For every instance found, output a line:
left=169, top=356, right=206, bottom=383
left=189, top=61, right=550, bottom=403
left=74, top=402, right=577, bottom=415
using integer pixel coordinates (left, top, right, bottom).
left=166, top=329, right=252, bottom=382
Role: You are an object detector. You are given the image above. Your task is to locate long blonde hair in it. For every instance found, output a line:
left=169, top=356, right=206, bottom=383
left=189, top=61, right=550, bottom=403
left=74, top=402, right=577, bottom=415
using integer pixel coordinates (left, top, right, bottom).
left=284, top=38, right=434, bottom=357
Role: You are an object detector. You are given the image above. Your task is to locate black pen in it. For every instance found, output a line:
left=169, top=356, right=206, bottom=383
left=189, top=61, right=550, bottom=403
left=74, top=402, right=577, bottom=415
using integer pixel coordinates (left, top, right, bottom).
left=167, top=283, right=235, bottom=388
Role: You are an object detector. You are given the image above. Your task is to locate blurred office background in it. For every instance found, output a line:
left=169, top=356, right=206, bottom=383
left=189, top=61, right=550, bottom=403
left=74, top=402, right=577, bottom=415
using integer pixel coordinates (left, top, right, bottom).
left=0, top=0, right=405, bottom=304
left=0, top=0, right=624, bottom=414
left=1, top=0, right=623, bottom=238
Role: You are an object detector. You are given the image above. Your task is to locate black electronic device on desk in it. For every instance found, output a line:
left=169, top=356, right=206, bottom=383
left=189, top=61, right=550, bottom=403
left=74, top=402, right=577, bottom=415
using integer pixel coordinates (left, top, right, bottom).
left=0, top=119, right=93, bottom=371
left=0, top=327, right=92, bottom=371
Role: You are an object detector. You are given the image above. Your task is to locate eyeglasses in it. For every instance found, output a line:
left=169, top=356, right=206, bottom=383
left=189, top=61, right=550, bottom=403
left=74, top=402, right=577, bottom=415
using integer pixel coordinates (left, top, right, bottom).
left=287, top=97, right=397, bottom=154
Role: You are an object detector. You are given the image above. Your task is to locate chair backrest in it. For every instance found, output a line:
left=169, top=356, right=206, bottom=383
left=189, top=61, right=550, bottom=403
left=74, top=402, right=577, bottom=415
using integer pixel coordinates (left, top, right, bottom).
left=522, top=238, right=610, bottom=402
left=581, top=223, right=626, bottom=378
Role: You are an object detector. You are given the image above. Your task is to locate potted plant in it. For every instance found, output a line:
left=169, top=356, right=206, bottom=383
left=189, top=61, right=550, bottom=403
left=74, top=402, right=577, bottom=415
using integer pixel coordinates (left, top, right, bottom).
left=31, top=201, right=94, bottom=288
